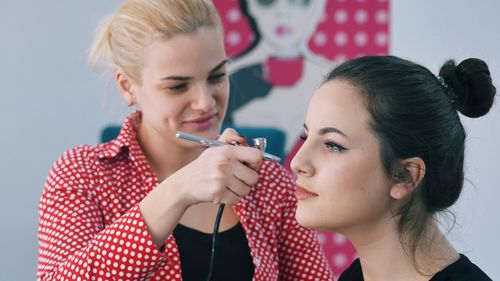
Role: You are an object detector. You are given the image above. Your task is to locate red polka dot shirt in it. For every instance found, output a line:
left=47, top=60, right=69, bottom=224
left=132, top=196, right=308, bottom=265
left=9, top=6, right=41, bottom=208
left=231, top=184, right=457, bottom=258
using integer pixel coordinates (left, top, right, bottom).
left=37, top=112, right=334, bottom=280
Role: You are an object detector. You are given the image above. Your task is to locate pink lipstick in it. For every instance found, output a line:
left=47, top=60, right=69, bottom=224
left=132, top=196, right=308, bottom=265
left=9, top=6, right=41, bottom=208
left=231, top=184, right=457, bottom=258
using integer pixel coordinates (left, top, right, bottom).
left=183, top=113, right=217, bottom=131
left=295, top=184, right=318, bottom=200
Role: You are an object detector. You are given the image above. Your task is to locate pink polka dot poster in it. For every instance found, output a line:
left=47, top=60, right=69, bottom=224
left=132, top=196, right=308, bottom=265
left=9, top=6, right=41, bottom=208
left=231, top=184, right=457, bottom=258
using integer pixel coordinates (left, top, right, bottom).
left=213, top=0, right=389, bottom=277
left=214, top=0, right=389, bottom=61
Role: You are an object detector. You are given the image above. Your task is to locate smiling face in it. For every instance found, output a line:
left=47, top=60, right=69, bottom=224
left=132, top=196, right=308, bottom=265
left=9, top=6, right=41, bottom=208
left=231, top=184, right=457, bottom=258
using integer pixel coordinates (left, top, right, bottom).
left=291, top=79, right=394, bottom=235
left=121, top=26, right=229, bottom=145
left=246, top=0, right=326, bottom=52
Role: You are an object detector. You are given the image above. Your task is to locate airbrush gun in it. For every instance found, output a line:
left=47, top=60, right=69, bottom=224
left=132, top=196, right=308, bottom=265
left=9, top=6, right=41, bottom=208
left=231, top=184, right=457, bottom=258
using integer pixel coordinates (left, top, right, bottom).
left=175, top=131, right=281, bottom=163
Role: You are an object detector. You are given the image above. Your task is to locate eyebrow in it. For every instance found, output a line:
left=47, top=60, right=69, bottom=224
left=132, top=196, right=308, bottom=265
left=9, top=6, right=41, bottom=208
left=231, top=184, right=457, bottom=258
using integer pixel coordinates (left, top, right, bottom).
left=161, top=59, right=229, bottom=81
left=303, top=123, right=347, bottom=137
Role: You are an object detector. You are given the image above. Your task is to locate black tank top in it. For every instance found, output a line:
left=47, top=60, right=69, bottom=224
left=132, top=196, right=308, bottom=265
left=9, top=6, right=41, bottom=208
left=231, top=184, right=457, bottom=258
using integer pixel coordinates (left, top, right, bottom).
left=173, top=222, right=254, bottom=281
left=338, top=254, right=492, bottom=281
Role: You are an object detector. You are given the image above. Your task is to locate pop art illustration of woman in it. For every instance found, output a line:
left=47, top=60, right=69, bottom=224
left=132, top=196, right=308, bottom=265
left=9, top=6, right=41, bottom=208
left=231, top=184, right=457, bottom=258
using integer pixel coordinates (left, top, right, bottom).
left=214, top=0, right=390, bottom=277
left=223, top=0, right=329, bottom=153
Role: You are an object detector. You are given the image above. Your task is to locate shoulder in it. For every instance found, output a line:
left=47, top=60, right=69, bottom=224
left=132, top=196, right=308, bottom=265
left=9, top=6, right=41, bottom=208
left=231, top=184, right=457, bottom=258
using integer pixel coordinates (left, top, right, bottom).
left=44, top=144, right=103, bottom=192
left=59, top=144, right=98, bottom=160
left=50, top=145, right=98, bottom=174
left=50, top=139, right=129, bottom=174
left=431, top=254, right=492, bottom=281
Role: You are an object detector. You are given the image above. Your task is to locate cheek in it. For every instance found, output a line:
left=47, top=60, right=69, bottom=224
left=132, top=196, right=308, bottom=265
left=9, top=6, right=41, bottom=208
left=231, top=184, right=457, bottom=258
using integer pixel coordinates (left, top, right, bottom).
left=317, top=170, right=357, bottom=211
left=215, top=82, right=230, bottom=105
left=321, top=162, right=367, bottom=193
left=148, top=96, right=187, bottom=123
left=317, top=160, right=388, bottom=217
left=334, top=160, right=393, bottom=220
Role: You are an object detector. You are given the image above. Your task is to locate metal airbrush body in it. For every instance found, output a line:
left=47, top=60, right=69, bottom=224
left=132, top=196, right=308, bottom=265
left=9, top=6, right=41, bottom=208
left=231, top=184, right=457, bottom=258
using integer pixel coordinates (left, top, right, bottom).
left=175, top=131, right=281, bottom=163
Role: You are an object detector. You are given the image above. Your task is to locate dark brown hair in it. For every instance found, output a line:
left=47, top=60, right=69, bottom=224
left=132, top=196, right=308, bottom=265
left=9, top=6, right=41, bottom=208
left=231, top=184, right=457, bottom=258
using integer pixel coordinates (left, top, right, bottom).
left=325, top=55, right=496, bottom=261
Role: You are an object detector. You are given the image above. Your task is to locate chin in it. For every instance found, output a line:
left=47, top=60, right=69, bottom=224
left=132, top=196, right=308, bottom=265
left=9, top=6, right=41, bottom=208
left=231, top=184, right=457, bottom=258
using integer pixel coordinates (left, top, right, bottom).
left=295, top=205, right=321, bottom=230
left=210, top=125, right=224, bottom=138
left=296, top=204, right=346, bottom=232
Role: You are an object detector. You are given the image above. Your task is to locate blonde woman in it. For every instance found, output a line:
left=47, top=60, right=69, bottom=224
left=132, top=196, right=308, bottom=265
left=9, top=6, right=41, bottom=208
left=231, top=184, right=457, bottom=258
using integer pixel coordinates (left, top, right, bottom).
left=36, top=1, right=333, bottom=280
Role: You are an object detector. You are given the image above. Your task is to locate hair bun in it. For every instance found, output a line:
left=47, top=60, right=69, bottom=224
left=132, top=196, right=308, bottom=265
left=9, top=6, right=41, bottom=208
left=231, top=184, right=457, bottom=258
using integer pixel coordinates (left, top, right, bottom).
left=438, top=58, right=496, bottom=118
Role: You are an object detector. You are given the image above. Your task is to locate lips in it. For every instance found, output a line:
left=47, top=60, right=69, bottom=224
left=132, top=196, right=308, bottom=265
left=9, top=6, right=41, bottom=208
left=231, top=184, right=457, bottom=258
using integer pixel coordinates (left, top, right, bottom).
left=295, top=183, right=318, bottom=200
left=183, top=113, right=218, bottom=131
left=185, top=113, right=217, bottom=123
left=275, top=25, right=293, bottom=36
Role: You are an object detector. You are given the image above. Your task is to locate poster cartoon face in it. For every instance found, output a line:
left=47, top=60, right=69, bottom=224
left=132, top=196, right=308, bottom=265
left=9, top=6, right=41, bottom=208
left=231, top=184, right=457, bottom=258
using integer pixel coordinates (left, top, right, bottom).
left=244, top=0, right=327, bottom=53
left=214, top=0, right=389, bottom=276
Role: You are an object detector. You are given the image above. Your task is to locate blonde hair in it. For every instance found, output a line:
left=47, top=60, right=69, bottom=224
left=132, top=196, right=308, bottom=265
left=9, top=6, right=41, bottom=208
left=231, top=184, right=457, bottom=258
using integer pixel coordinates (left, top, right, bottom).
left=88, top=0, right=221, bottom=84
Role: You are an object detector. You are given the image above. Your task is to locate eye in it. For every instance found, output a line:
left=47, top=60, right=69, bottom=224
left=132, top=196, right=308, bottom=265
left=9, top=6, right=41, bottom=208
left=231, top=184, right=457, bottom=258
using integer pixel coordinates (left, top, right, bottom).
left=324, top=141, right=347, bottom=153
left=208, top=73, right=226, bottom=84
left=168, top=83, right=188, bottom=92
left=289, top=0, right=311, bottom=8
left=299, top=133, right=308, bottom=141
left=256, top=0, right=277, bottom=7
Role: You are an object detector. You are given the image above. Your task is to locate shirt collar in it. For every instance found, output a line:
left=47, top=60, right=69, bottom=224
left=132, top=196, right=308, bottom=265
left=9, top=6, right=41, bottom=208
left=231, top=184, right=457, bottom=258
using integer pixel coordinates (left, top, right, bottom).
left=97, top=111, right=142, bottom=159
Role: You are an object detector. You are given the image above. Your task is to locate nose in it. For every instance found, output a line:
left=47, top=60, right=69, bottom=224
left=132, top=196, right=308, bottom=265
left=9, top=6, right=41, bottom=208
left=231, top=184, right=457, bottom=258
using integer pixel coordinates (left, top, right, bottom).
left=290, top=142, right=315, bottom=177
left=191, top=84, right=216, bottom=111
left=275, top=0, right=291, bottom=18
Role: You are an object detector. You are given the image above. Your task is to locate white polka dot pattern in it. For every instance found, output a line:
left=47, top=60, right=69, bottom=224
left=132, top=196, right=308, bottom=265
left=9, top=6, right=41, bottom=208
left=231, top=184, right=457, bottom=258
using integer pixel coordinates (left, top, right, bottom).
left=37, top=112, right=334, bottom=280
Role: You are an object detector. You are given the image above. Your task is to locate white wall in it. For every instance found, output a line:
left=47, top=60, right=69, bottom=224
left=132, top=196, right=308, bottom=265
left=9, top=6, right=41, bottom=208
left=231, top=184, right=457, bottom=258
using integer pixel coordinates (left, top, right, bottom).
left=0, top=1, right=498, bottom=280
left=391, top=1, right=500, bottom=279
left=0, top=1, right=124, bottom=280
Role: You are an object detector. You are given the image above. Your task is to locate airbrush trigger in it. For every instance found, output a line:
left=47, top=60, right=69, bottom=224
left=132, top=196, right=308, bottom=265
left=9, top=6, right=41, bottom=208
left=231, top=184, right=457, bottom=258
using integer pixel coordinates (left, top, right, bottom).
left=253, top=137, right=267, bottom=152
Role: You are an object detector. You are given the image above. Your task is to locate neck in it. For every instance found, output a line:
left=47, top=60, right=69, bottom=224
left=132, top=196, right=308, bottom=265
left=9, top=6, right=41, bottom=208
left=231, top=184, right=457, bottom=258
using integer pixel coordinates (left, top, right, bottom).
left=345, top=217, right=458, bottom=281
left=137, top=124, right=204, bottom=181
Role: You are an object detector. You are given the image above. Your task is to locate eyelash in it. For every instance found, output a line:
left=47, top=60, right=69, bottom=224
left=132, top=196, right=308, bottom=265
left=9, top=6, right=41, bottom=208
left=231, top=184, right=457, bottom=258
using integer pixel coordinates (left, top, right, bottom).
left=299, top=134, right=347, bottom=152
left=169, top=83, right=187, bottom=91
left=324, top=141, right=346, bottom=152
left=168, top=73, right=226, bottom=92
left=208, top=73, right=226, bottom=84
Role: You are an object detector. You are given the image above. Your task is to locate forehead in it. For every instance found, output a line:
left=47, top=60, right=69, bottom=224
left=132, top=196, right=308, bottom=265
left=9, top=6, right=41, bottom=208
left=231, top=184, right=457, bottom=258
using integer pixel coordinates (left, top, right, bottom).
left=306, top=80, right=372, bottom=134
left=143, top=27, right=226, bottom=73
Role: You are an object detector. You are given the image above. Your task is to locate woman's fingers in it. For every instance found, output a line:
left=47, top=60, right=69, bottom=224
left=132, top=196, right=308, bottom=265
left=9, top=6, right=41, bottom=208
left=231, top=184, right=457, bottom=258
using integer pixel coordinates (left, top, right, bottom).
left=231, top=160, right=260, bottom=187
left=217, top=145, right=263, bottom=170
left=236, top=146, right=263, bottom=171
left=218, top=128, right=264, bottom=170
left=218, top=127, right=247, bottom=145
left=170, top=143, right=263, bottom=206
left=224, top=174, right=252, bottom=198
left=212, top=189, right=241, bottom=205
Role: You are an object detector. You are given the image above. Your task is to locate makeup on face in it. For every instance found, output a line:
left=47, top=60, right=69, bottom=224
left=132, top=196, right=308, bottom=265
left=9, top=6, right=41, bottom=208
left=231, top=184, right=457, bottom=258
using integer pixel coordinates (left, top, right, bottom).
left=295, top=184, right=319, bottom=200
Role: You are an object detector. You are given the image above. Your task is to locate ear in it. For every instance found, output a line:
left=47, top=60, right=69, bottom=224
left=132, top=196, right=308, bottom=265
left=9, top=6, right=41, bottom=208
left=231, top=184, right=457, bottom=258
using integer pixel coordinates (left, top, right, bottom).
left=390, top=157, right=426, bottom=200
left=115, top=70, right=136, bottom=106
